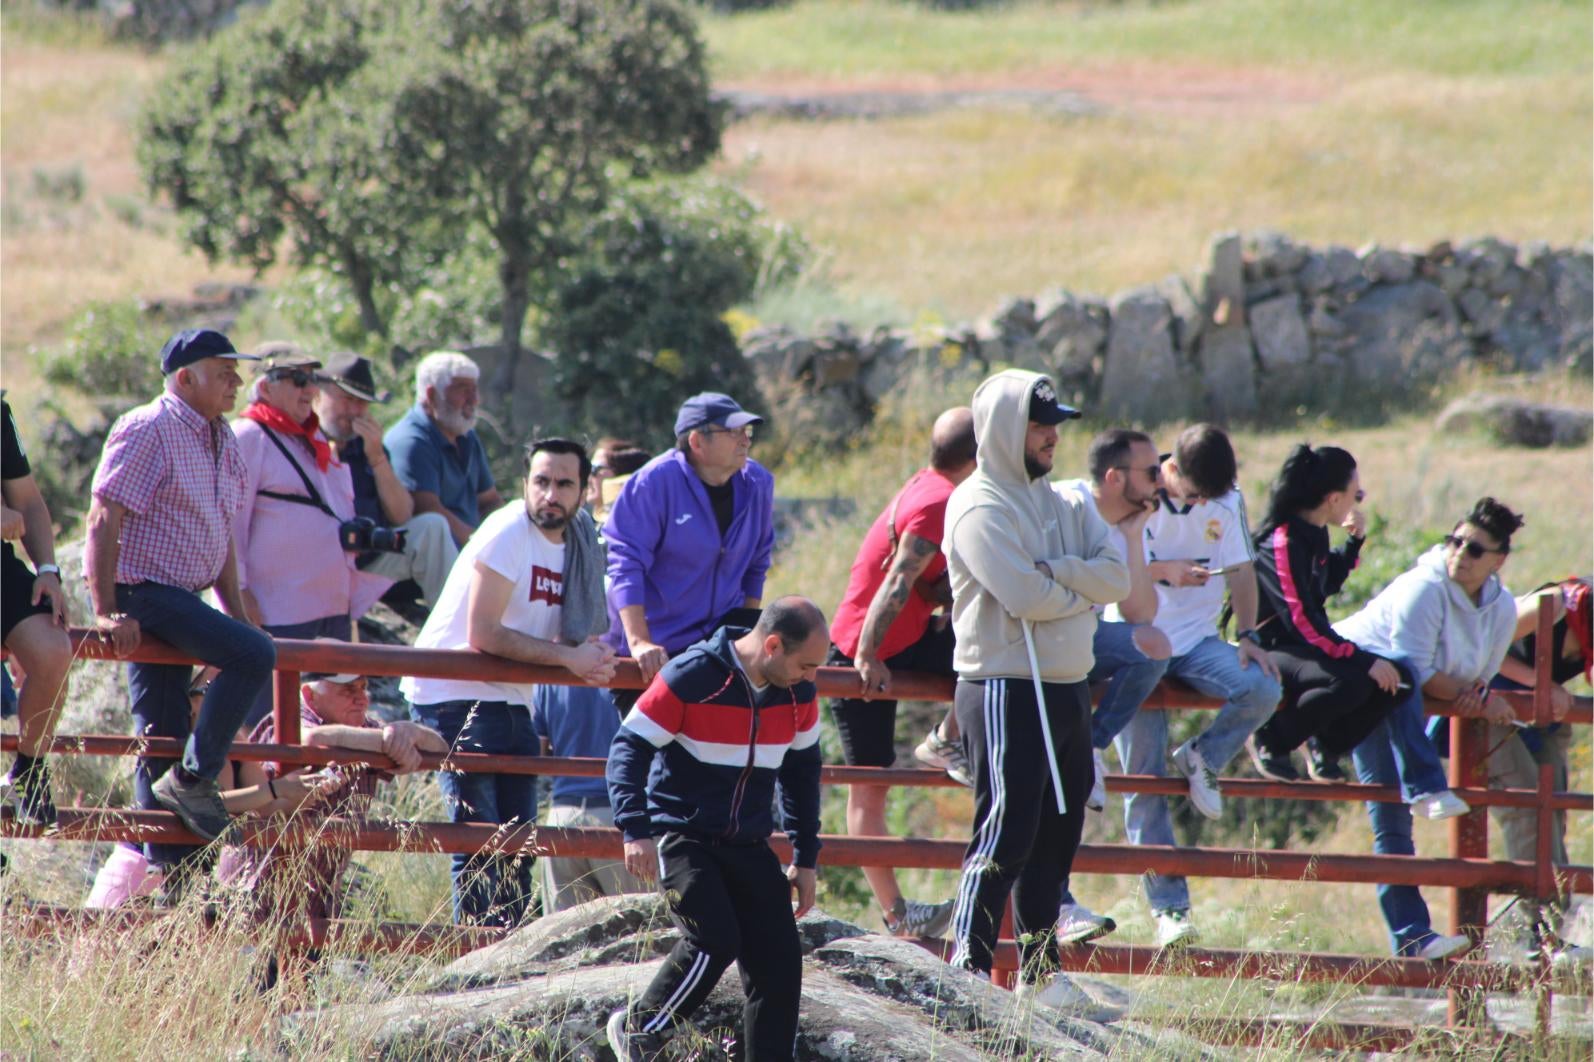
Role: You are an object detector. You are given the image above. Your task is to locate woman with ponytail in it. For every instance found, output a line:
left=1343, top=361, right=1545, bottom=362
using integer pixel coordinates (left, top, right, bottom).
left=1248, top=444, right=1408, bottom=781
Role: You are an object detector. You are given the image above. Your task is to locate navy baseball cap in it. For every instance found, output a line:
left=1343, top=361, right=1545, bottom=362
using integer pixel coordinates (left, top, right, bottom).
left=674, top=392, right=763, bottom=437
left=160, top=328, right=260, bottom=375
left=1028, top=377, right=1080, bottom=425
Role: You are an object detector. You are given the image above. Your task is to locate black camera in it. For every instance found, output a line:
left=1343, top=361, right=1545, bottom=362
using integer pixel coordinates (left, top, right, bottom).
left=339, top=517, right=407, bottom=554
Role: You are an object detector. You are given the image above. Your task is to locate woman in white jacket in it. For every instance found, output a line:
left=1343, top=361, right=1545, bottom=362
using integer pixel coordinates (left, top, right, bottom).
left=1335, top=497, right=1523, bottom=960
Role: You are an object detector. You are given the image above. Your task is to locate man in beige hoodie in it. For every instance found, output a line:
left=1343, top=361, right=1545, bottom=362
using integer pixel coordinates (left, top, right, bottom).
left=944, top=370, right=1130, bottom=1014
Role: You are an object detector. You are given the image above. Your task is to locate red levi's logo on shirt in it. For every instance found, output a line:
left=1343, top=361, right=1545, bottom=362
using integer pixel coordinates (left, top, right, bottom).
left=530, top=566, right=564, bottom=606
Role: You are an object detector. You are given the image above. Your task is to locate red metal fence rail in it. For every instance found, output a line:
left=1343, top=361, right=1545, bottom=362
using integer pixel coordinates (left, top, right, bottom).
left=1, top=597, right=1588, bottom=1049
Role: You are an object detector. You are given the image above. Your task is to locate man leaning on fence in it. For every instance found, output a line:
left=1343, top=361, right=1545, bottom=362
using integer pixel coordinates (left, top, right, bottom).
left=944, top=370, right=1128, bottom=1018
left=604, top=596, right=825, bottom=1062
left=84, top=328, right=277, bottom=876
left=404, top=437, right=615, bottom=927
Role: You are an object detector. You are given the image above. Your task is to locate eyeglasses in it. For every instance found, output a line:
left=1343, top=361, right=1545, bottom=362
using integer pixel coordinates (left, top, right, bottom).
left=1444, top=534, right=1508, bottom=559
left=268, top=370, right=317, bottom=388
left=1112, top=464, right=1162, bottom=480
left=701, top=425, right=755, bottom=441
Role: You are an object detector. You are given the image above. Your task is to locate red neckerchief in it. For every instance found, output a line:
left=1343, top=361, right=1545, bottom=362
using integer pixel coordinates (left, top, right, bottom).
left=1563, top=578, right=1592, bottom=681
left=241, top=401, right=334, bottom=472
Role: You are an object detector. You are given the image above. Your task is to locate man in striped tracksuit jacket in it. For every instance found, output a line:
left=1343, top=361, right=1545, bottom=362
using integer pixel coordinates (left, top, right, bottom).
left=604, top=597, right=827, bottom=1062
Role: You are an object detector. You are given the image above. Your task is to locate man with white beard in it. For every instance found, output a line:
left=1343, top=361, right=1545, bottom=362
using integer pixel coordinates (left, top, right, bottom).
left=384, top=351, right=504, bottom=546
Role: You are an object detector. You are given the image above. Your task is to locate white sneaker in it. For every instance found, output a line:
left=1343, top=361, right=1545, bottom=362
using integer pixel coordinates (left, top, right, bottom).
left=1411, top=790, right=1470, bottom=820
left=1057, top=901, right=1116, bottom=945
left=1172, top=740, right=1223, bottom=820
left=1016, top=974, right=1122, bottom=1023
left=1086, top=748, right=1107, bottom=812
left=1550, top=941, right=1591, bottom=968
left=1417, top=932, right=1473, bottom=961
left=1155, top=908, right=1200, bottom=948
left=885, top=897, right=955, bottom=939
left=914, top=725, right=974, bottom=788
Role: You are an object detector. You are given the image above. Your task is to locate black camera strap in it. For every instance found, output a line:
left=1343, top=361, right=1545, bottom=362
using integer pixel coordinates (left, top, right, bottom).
left=254, top=423, right=341, bottom=523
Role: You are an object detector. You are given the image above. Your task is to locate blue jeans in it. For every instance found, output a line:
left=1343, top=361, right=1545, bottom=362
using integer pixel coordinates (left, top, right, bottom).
left=411, top=699, right=539, bottom=927
left=1350, top=679, right=1450, bottom=956
left=117, top=582, right=276, bottom=869
left=1114, top=635, right=1280, bottom=913
left=1059, top=621, right=1168, bottom=908
left=245, top=614, right=352, bottom=729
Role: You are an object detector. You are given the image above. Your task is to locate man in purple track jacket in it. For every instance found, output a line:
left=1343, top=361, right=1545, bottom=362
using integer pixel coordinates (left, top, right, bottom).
left=602, top=393, right=775, bottom=712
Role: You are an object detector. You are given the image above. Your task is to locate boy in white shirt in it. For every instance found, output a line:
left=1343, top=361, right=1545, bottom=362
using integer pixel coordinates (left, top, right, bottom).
left=1114, top=424, right=1281, bottom=947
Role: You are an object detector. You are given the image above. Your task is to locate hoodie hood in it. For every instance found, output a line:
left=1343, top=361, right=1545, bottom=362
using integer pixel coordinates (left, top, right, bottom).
left=1414, top=543, right=1507, bottom=613
left=971, top=369, right=1046, bottom=487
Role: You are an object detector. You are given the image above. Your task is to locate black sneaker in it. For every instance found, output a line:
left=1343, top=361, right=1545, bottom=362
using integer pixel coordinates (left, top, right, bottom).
left=2, top=760, right=58, bottom=827
left=1245, top=736, right=1301, bottom=782
left=152, top=770, right=231, bottom=841
left=1305, top=740, right=1347, bottom=782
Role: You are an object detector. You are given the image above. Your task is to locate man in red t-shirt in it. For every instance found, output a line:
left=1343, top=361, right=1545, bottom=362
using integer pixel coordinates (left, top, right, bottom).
left=827, top=407, right=976, bottom=939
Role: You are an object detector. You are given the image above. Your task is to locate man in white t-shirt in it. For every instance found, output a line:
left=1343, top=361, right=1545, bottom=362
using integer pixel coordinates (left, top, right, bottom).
left=1050, top=428, right=1169, bottom=944
left=1112, top=423, right=1280, bottom=948
left=405, top=438, right=616, bottom=926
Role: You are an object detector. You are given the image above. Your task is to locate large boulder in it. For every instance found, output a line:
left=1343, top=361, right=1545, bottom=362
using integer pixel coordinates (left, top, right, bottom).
left=1436, top=394, right=1593, bottom=448
left=286, top=894, right=1215, bottom=1059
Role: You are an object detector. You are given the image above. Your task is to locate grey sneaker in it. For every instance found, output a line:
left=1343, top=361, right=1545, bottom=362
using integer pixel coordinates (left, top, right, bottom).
left=1172, top=740, right=1223, bottom=819
left=914, top=725, right=973, bottom=787
left=886, top=896, right=956, bottom=939
left=1057, top=901, right=1116, bottom=945
left=151, top=770, right=231, bottom=842
left=606, top=1008, right=665, bottom=1061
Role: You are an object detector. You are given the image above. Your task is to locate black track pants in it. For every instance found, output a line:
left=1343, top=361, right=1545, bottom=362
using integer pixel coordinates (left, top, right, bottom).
left=947, top=676, right=1092, bottom=979
left=1259, top=645, right=1407, bottom=758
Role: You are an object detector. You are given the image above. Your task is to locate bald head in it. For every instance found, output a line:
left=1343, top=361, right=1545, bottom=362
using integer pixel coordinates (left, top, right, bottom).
left=742, top=596, right=830, bottom=689
left=930, top=406, right=977, bottom=478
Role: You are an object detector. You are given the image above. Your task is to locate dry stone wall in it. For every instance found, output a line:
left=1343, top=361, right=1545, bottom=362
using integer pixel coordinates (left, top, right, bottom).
left=744, top=232, right=1592, bottom=440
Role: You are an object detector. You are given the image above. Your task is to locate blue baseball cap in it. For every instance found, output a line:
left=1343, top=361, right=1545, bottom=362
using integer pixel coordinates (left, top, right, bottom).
left=673, top=392, right=763, bottom=437
left=159, top=328, right=260, bottom=375
left=1028, top=377, right=1080, bottom=425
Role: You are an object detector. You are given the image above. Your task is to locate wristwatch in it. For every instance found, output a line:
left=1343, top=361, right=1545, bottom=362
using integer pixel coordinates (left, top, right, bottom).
left=1236, top=628, right=1263, bottom=646
left=35, top=564, right=60, bottom=578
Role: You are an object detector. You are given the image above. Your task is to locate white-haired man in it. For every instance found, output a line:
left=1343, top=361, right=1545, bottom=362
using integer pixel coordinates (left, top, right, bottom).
left=384, top=351, right=503, bottom=546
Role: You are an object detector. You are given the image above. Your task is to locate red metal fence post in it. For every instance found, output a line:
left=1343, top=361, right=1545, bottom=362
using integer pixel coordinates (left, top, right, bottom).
left=273, top=668, right=301, bottom=746
left=1447, top=709, right=1489, bottom=1027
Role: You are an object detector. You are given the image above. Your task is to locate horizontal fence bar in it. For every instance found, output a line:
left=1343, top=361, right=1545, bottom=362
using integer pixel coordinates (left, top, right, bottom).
left=62, top=629, right=1594, bottom=725
left=6, top=812, right=1589, bottom=895
left=7, top=733, right=1589, bottom=813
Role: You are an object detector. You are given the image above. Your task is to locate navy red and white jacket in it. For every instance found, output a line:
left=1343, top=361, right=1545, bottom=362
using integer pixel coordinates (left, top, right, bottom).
left=606, top=626, right=823, bottom=868
left=1252, top=514, right=1372, bottom=667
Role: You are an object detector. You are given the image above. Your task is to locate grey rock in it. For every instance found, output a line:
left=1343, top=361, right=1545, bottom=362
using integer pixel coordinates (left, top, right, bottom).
left=1307, top=297, right=1348, bottom=338
left=1487, top=265, right=1526, bottom=300
left=1323, top=246, right=1362, bottom=287
left=1100, top=286, right=1187, bottom=422
left=1360, top=245, right=1418, bottom=285
left=1461, top=236, right=1518, bottom=285
left=1245, top=230, right=1309, bottom=277
left=1157, top=273, right=1205, bottom=362
left=1337, top=282, right=1469, bottom=384
left=991, top=296, right=1038, bottom=338
left=1250, top=295, right=1311, bottom=369
left=290, top=895, right=1216, bottom=1060
left=1457, top=288, right=1504, bottom=335
left=1436, top=394, right=1592, bottom=448
left=1202, top=233, right=1246, bottom=325
left=1297, top=253, right=1335, bottom=295
left=1196, top=325, right=1258, bottom=420
left=1435, top=262, right=1472, bottom=298
left=1035, top=294, right=1109, bottom=380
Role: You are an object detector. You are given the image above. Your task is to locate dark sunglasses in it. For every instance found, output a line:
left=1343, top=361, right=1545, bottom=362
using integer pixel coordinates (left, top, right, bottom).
left=1113, top=464, right=1162, bottom=480
left=1444, top=534, right=1507, bottom=559
left=268, top=369, right=316, bottom=388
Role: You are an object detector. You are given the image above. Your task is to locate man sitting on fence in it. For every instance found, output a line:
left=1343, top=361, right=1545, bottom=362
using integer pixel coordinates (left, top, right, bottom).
left=1111, top=424, right=1282, bottom=948
left=405, top=438, right=615, bottom=926
left=605, top=596, right=824, bottom=1062
left=85, top=328, right=277, bottom=876
left=825, top=405, right=976, bottom=940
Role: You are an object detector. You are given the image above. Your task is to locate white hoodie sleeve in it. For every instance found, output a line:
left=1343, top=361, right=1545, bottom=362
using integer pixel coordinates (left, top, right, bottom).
left=1382, top=576, right=1447, bottom=686
left=949, top=502, right=1097, bottom=623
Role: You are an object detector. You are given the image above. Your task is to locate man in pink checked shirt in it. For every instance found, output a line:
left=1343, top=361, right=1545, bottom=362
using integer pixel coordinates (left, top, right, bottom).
left=85, top=328, right=278, bottom=879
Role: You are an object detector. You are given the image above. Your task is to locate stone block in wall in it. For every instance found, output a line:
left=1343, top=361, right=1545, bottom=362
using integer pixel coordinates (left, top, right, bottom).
left=1359, top=244, right=1418, bottom=285
left=1157, top=273, right=1204, bottom=363
left=1244, top=230, right=1309, bottom=278
left=1457, top=288, right=1504, bottom=336
left=1251, top=295, right=1311, bottom=369
left=858, top=331, right=913, bottom=404
left=1338, top=281, right=1470, bottom=383
left=1547, top=251, right=1594, bottom=366
left=991, top=296, right=1038, bottom=338
left=1203, top=232, right=1246, bottom=326
left=1034, top=293, right=1109, bottom=381
left=1460, top=236, right=1517, bottom=286
left=1434, top=262, right=1471, bottom=298
left=1323, top=246, right=1361, bottom=288
left=1198, top=324, right=1259, bottom=421
left=1100, top=286, right=1187, bottom=422
left=1298, top=253, right=1334, bottom=295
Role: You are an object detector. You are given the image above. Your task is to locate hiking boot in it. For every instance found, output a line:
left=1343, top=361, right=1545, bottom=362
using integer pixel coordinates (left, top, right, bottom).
left=1016, top=973, right=1123, bottom=1023
left=1172, top=740, right=1223, bottom=819
left=2, top=759, right=57, bottom=827
left=1411, top=790, right=1470, bottom=821
left=914, top=725, right=973, bottom=787
left=886, top=896, right=955, bottom=939
left=1155, top=908, right=1200, bottom=949
left=1245, top=735, right=1301, bottom=783
left=1086, top=748, right=1107, bottom=812
left=1305, top=739, right=1347, bottom=782
left=1057, top=901, right=1116, bottom=945
left=152, top=770, right=232, bottom=842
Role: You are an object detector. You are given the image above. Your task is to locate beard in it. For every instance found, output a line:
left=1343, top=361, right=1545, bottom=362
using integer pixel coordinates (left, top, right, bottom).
left=434, top=404, right=477, bottom=436
left=1024, top=454, right=1051, bottom=480
left=531, top=507, right=568, bottom=531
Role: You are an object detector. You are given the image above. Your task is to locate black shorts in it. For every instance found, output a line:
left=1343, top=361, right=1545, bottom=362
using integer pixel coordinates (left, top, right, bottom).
left=1, top=548, right=51, bottom=644
left=827, top=621, right=957, bottom=767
